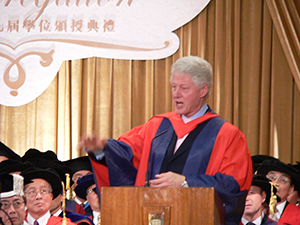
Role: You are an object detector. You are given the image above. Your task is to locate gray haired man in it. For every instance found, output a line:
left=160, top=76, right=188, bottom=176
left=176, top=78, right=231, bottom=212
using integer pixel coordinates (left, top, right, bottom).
left=0, top=173, right=29, bottom=225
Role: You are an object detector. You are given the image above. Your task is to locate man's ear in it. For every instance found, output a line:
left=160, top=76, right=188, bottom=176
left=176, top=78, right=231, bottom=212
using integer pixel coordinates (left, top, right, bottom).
left=261, top=191, right=267, bottom=204
left=289, top=184, right=295, bottom=195
left=199, top=83, right=209, bottom=98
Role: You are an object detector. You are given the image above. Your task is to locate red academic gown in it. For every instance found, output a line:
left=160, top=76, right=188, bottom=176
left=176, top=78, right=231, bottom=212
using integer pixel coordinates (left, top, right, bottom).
left=90, top=109, right=253, bottom=224
left=273, top=202, right=300, bottom=225
left=47, top=216, right=76, bottom=225
left=25, top=213, right=76, bottom=225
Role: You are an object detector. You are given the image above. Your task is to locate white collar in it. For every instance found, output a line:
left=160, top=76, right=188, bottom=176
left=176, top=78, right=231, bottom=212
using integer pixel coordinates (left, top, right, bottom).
left=241, top=214, right=263, bottom=225
left=92, top=211, right=100, bottom=225
left=27, top=210, right=51, bottom=225
left=74, top=196, right=87, bottom=205
left=52, top=208, right=62, bottom=217
left=275, top=200, right=287, bottom=219
left=182, top=104, right=208, bottom=121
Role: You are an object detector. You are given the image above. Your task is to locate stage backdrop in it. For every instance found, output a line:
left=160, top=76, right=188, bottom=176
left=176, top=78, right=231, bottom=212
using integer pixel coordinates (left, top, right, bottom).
left=0, top=0, right=210, bottom=106
left=0, top=0, right=299, bottom=164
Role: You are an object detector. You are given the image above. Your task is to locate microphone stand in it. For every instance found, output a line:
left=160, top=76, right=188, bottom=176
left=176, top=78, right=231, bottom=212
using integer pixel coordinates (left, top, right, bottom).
left=144, top=130, right=167, bottom=187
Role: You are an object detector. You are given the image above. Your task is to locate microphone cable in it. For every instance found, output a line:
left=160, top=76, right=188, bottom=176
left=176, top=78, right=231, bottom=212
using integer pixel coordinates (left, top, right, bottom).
left=0, top=202, right=14, bottom=225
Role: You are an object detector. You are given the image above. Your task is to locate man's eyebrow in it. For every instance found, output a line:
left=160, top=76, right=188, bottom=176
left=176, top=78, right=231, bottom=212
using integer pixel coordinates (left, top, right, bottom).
left=25, top=186, right=35, bottom=190
left=26, top=184, right=48, bottom=189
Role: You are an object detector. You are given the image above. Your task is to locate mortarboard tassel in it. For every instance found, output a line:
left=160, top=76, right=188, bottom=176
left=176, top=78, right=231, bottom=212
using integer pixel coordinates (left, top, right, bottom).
left=269, top=181, right=278, bottom=215
left=62, top=180, right=67, bottom=225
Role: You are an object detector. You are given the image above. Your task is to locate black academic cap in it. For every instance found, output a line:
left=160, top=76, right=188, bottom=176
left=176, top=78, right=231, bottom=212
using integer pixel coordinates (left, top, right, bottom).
left=63, top=156, right=92, bottom=177
left=21, top=167, right=62, bottom=199
left=0, top=159, right=31, bottom=174
left=48, top=160, right=73, bottom=187
left=251, top=155, right=277, bottom=173
left=257, top=159, right=300, bottom=189
left=0, top=142, right=21, bottom=161
left=74, top=174, right=95, bottom=200
left=0, top=173, right=24, bottom=197
left=21, top=148, right=58, bottom=168
left=291, top=162, right=300, bottom=172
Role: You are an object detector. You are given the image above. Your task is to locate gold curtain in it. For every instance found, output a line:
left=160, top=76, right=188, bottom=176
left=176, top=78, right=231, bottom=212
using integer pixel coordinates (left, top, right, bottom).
left=0, top=0, right=299, bottom=163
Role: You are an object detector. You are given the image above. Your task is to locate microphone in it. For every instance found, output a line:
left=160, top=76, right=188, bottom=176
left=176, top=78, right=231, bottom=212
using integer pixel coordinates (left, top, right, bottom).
left=144, top=130, right=167, bottom=187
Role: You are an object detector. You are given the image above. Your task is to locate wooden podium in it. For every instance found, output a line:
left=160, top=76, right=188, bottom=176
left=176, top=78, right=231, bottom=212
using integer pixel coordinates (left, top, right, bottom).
left=100, top=187, right=225, bottom=225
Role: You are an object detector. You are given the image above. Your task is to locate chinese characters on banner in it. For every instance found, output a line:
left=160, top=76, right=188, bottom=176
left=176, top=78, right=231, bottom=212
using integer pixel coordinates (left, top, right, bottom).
left=0, top=0, right=210, bottom=106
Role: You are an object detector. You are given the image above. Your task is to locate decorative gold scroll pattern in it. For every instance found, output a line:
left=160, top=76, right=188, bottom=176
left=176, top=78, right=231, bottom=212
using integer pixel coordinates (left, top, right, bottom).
left=0, top=49, right=54, bottom=96
left=0, top=37, right=170, bottom=97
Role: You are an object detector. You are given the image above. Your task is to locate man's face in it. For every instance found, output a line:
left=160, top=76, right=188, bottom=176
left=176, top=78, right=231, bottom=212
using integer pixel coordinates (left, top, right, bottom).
left=0, top=195, right=25, bottom=225
left=24, top=178, right=53, bottom=219
left=72, top=170, right=92, bottom=188
left=86, top=184, right=100, bottom=212
left=171, top=72, right=206, bottom=118
left=266, top=171, right=294, bottom=202
left=243, top=186, right=265, bottom=219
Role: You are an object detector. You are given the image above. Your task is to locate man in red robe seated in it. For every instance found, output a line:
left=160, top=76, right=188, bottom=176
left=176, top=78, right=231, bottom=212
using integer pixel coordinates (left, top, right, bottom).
left=257, top=159, right=300, bottom=224
left=21, top=168, right=76, bottom=225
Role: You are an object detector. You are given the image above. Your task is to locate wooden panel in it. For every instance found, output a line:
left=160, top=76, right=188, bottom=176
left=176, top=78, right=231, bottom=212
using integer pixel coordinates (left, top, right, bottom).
left=101, top=187, right=224, bottom=225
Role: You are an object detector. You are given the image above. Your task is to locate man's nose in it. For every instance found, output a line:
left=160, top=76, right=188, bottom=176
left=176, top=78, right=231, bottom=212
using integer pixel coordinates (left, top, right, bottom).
left=7, top=204, right=16, bottom=213
left=36, top=191, right=43, bottom=198
left=245, top=195, right=250, bottom=201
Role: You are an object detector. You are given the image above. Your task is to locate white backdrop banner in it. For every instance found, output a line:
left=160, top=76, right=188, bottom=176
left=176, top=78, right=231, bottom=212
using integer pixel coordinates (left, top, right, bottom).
left=0, top=0, right=210, bottom=106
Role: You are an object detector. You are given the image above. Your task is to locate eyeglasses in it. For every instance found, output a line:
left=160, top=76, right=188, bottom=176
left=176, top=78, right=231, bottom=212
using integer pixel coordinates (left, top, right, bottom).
left=25, top=189, right=51, bottom=198
left=0, top=200, right=24, bottom=210
left=87, top=187, right=97, bottom=195
left=266, top=173, right=291, bottom=184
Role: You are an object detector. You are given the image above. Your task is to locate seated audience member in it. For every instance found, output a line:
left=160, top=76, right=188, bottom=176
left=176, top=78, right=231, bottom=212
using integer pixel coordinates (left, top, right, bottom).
left=49, top=162, right=93, bottom=225
left=75, top=174, right=101, bottom=225
left=63, top=156, right=93, bottom=215
left=257, top=159, right=300, bottom=224
left=0, top=142, right=21, bottom=162
left=240, top=174, right=277, bottom=225
left=21, top=168, right=76, bottom=225
left=0, top=173, right=29, bottom=225
left=21, top=149, right=86, bottom=215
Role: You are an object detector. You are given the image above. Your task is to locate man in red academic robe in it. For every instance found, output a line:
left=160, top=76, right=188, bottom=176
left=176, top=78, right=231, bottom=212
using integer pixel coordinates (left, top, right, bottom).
left=80, top=56, right=253, bottom=225
left=257, top=159, right=300, bottom=224
left=21, top=168, right=76, bottom=225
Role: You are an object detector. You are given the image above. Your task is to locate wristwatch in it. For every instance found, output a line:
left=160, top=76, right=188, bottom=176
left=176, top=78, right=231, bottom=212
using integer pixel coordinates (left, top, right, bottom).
left=181, top=180, right=189, bottom=188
